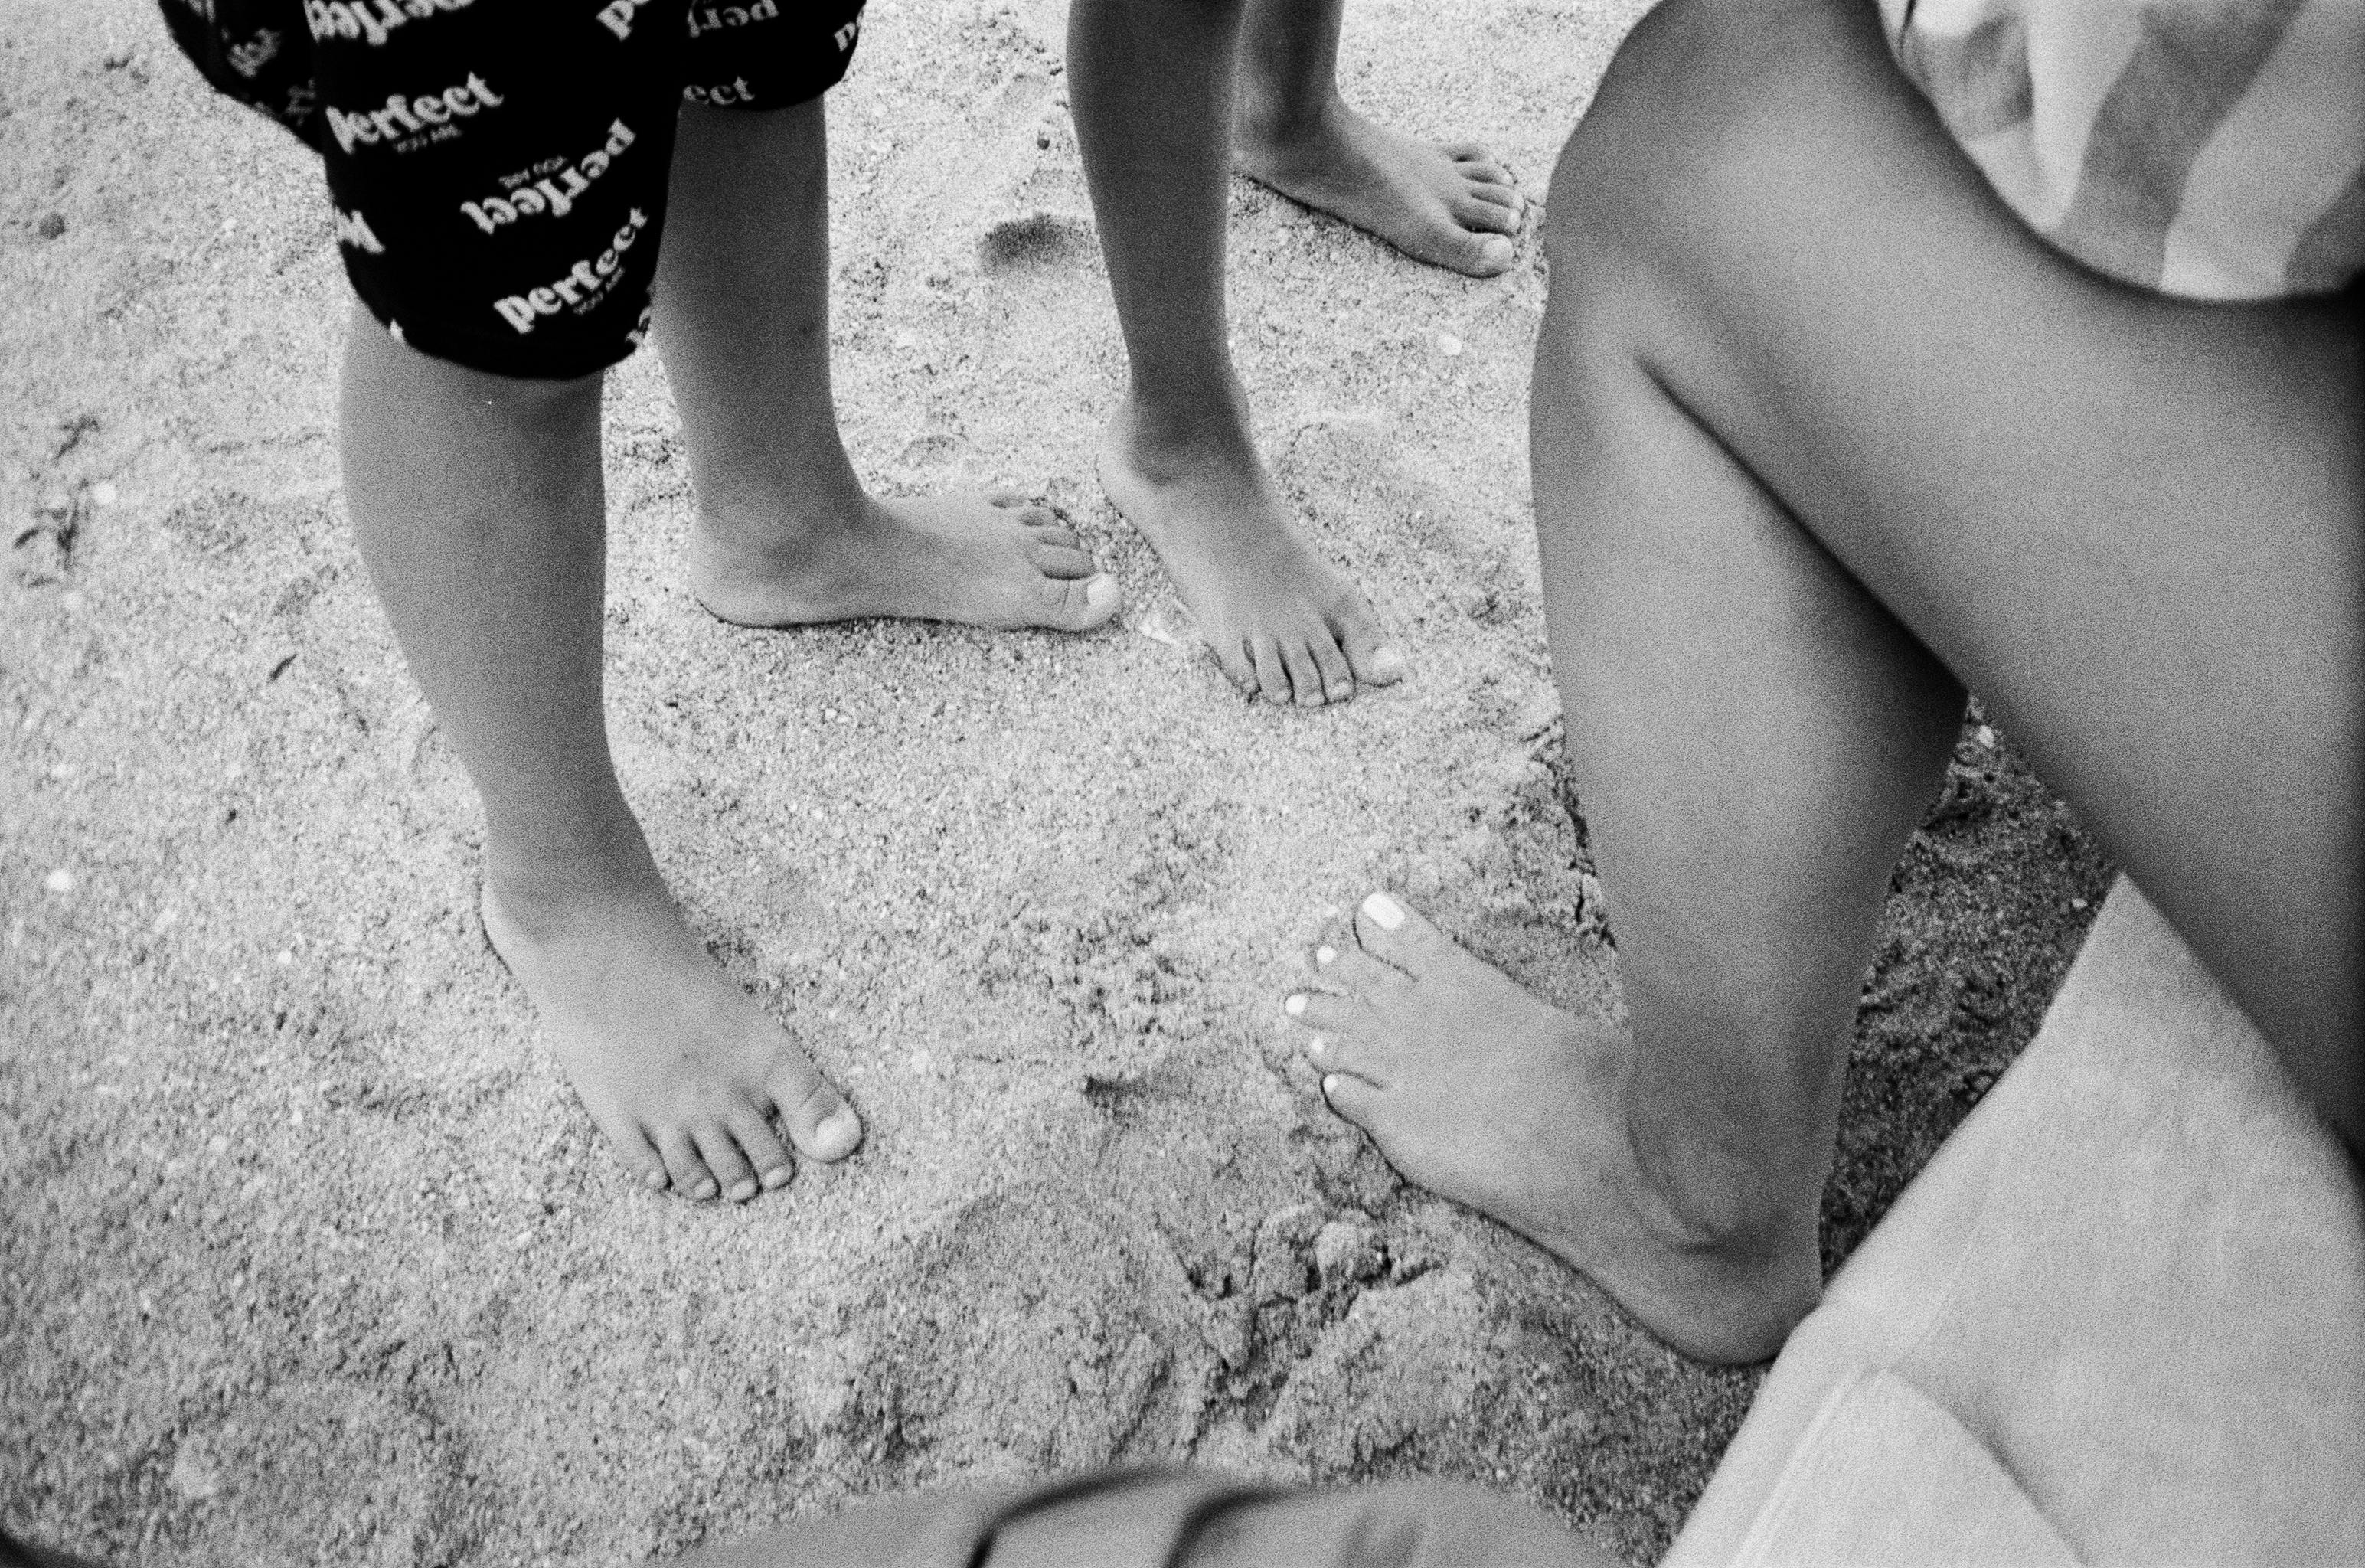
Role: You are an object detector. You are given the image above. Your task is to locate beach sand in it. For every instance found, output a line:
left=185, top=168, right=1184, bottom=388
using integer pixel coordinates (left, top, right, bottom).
left=0, top=2, right=2115, bottom=1562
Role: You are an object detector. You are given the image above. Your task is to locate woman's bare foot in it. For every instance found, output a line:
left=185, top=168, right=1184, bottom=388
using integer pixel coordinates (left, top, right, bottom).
left=481, top=870, right=861, bottom=1203
left=1236, top=94, right=1524, bottom=278
left=1097, top=397, right=1405, bottom=706
left=689, top=492, right=1122, bottom=631
left=1283, top=892, right=1821, bottom=1364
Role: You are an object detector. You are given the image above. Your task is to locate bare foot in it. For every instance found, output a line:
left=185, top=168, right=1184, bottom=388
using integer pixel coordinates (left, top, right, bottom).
left=689, top=491, right=1122, bottom=631
left=1097, top=397, right=1405, bottom=706
left=482, top=870, right=861, bottom=1203
left=1236, top=95, right=1524, bottom=278
left=1282, top=892, right=1821, bottom=1363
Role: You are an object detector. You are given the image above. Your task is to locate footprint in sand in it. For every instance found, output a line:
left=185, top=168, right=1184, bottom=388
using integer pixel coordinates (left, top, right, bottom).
left=975, top=209, right=1096, bottom=276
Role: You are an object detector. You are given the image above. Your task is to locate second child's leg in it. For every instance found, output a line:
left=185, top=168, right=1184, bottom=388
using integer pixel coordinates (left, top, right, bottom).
left=657, top=97, right=1121, bottom=634
left=1233, top=0, right=1524, bottom=277
left=341, top=312, right=863, bottom=1204
left=1068, top=0, right=1406, bottom=707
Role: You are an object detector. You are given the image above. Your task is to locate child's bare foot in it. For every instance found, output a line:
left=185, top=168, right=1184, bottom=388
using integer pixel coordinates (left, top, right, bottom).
left=481, top=871, right=861, bottom=1203
left=1236, top=95, right=1524, bottom=278
left=1283, top=892, right=1821, bottom=1364
left=689, top=492, right=1122, bottom=632
left=1097, top=397, right=1405, bottom=707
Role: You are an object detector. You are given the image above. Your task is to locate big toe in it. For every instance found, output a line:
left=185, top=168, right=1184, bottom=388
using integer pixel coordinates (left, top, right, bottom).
left=778, top=1068, right=864, bottom=1163
left=1449, top=230, right=1517, bottom=277
left=1035, top=571, right=1123, bottom=632
left=1352, top=890, right=1461, bottom=978
left=1334, top=613, right=1407, bottom=689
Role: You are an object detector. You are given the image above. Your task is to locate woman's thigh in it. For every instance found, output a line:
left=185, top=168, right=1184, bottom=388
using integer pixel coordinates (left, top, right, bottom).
left=1543, top=0, right=2362, bottom=1135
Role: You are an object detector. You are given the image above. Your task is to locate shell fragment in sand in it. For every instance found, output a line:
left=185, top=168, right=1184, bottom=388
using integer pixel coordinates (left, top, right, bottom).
left=1133, top=593, right=1200, bottom=650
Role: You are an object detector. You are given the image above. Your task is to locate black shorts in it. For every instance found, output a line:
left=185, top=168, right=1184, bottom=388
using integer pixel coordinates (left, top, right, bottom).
left=161, top=0, right=865, bottom=378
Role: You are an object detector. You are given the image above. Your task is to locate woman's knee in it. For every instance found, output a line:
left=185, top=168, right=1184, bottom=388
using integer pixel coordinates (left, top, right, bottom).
left=1541, top=0, right=1854, bottom=295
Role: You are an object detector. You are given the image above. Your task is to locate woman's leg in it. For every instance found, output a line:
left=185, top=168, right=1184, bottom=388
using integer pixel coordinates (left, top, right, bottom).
left=1291, top=0, right=2360, bottom=1361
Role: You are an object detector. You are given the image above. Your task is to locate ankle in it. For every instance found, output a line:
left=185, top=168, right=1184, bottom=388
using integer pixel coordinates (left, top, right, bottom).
left=1623, top=1117, right=1826, bottom=1265
left=1235, top=80, right=1343, bottom=158
left=482, top=838, right=665, bottom=925
left=1112, top=385, right=1257, bottom=474
left=689, top=462, right=870, bottom=554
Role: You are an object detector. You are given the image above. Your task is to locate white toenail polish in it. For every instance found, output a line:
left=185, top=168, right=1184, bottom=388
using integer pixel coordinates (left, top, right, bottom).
left=1361, top=891, right=1406, bottom=930
left=1322, top=1074, right=1341, bottom=1096
left=1285, top=994, right=1307, bottom=1016
left=1315, top=946, right=1336, bottom=965
left=1308, top=1037, right=1325, bottom=1058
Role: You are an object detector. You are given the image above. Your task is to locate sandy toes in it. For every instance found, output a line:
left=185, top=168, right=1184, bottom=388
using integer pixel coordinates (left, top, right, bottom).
left=1097, top=399, right=1405, bottom=707
left=482, top=877, right=861, bottom=1203
left=1237, top=100, right=1524, bottom=278
left=689, top=491, right=1122, bottom=631
left=1284, top=891, right=1821, bottom=1364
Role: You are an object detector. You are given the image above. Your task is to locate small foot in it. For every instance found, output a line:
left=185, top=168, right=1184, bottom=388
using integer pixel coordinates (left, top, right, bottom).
left=1096, top=400, right=1403, bottom=707
left=690, top=491, right=1122, bottom=632
left=1237, top=97, right=1524, bottom=278
left=482, top=873, right=861, bottom=1203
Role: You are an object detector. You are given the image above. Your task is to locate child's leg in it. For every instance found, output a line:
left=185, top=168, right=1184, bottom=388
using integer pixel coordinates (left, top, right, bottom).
left=1288, top=0, right=2360, bottom=1361
left=341, top=312, right=862, bottom=1204
left=1233, top=0, right=1523, bottom=277
left=1067, top=0, right=1406, bottom=708
left=655, top=97, right=1120, bottom=634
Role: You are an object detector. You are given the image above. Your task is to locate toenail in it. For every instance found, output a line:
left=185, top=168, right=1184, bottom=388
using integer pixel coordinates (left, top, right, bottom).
left=727, top=1179, right=758, bottom=1204
left=814, top=1106, right=863, bottom=1158
left=1285, top=994, right=1307, bottom=1016
left=1370, top=647, right=1407, bottom=681
left=1307, top=1037, right=1325, bottom=1058
left=1315, top=946, right=1336, bottom=965
left=1479, top=235, right=1515, bottom=269
left=643, top=1168, right=668, bottom=1191
left=1327, top=682, right=1354, bottom=702
left=1321, top=903, right=1341, bottom=920
left=1321, top=1073, right=1341, bottom=1096
left=693, top=1178, right=719, bottom=1200
left=761, top=1166, right=792, bottom=1190
left=1361, top=891, right=1406, bottom=930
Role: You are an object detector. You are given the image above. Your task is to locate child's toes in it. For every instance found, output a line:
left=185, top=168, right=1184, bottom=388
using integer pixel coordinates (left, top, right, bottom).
left=1282, top=640, right=1329, bottom=707
left=586, top=1102, right=669, bottom=1191
left=726, top=1102, right=795, bottom=1194
left=775, top=1064, right=863, bottom=1163
left=1308, top=635, right=1356, bottom=704
left=656, top=1128, right=720, bottom=1201
left=696, top=1125, right=763, bottom=1204
left=1210, top=638, right=1261, bottom=697
left=1249, top=635, right=1296, bottom=705
left=1453, top=193, right=1522, bottom=235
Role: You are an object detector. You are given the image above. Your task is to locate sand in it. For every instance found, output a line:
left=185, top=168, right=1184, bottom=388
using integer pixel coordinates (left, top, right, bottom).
left=0, top=2, right=2116, bottom=1563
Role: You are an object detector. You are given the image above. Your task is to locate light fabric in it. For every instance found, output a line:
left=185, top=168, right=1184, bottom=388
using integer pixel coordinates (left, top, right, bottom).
left=1877, top=0, right=2365, bottom=299
left=1668, top=877, right=2365, bottom=1566
left=1725, top=1370, right=2076, bottom=1567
